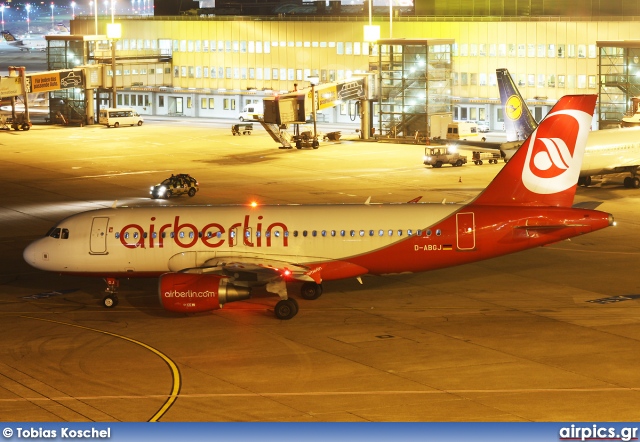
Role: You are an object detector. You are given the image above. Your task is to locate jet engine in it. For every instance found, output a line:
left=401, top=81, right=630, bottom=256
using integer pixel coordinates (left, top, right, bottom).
left=158, top=272, right=251, bottom=313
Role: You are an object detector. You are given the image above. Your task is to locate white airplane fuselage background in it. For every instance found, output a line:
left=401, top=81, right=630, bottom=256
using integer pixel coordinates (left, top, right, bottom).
left=581, top=126, right=640, bottom=176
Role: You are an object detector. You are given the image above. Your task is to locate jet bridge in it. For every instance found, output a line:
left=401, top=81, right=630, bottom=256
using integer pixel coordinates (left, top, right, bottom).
left=261, top=73, right=375, bottom=149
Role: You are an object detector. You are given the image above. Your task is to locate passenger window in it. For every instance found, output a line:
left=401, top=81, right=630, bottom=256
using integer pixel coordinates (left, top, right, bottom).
left=312, top=230, right=317, bottom=237
left=331, top=230, right=336, bottom=237
left=321, top=230, right=327, bottom=237
left=388, top=230, right=393, bottom=236
left=293, top=231, right=298, bottom=237
left=379, top=230, right=384, bottom=236
left=350, top=230, right=355, bottom=237
left=398, top=230, right=403, bottom=236
left=284, top=231, right=289, bottom=237
left=417, top=229, right=422, bottom=236
left=369, top=230, right=374, bottom=236
left=115, top=232, right=120, bottom=239
left=340, top=230, right=346, bottom=236
left=275, top=231, right=280, bottom=237
left=359, top=230, right=365, bottom=237
left=407, top=229, right=413, bottom=236
left=436, top=229, right=442, bottom=236
left=303, top=230, right=308, bottom=237
left=426, top=229, right=432, bottom=236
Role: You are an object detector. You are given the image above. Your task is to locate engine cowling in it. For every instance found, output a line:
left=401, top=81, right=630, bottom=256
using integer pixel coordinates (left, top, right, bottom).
left=158, top=272, right=251, bottom=313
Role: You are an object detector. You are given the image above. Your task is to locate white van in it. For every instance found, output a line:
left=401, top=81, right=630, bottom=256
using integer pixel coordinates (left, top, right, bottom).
left=239, top=103, right=263, bottom=122
left=99, top=108, right=144, bottom=128
left=446, top=122, right=479, bottom=140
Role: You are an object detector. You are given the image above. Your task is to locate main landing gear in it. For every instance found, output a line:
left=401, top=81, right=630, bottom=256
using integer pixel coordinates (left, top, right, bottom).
left=102, top=277, right=119, bottom=308
left=273, top=281, right=323, bottom=320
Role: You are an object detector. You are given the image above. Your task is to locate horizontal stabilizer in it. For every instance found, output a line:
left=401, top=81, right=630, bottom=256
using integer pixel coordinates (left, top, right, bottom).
left=572, top=201, right=603, bottom=210
left=514, top=223, right=591, bottom=230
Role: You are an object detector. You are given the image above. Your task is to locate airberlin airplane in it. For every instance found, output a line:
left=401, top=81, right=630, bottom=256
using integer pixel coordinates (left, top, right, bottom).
left=23, top=95, right=614, bottom=320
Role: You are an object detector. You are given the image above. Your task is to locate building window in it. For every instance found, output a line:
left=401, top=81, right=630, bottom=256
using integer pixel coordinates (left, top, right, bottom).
left=209, top=98, right=215, bottom=108
left=558, top=75, right=565, bottom=88
left=201, top=98, right=207, bottom=109
left=158, top=96, right=164, bottom=107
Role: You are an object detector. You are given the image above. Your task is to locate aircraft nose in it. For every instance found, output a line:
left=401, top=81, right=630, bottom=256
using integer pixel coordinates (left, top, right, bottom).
left=23, top=239, right=45, bottom=269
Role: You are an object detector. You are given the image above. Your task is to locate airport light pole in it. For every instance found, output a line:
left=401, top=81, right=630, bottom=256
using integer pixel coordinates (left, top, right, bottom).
left=71, top=1, right=75, bottom=19
left=308, top=75, right=319, bottom=148
left=25, top=3, right=31, bottom=34
left=50, top=3, right=54, bottom=29
left=1, top=5, right=5, bottom=32
left=107, top=22, right=121, bottom=108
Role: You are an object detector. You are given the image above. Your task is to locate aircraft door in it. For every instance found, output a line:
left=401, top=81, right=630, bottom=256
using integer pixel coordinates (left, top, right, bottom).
left=456, top=212, right=476, bottom=250
left=90, top=217, right=110, bottom=254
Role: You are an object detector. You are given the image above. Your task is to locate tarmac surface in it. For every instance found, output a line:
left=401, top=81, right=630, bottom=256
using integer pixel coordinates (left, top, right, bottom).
left=1, top=120, right=639, bottom=422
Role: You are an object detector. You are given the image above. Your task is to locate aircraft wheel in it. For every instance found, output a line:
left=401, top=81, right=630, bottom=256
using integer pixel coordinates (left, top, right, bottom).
left=300, top=282, right=323, bottom=300
left=274, top=298, right=298, bottom=320
left=103, top=294, right=118, bottom=308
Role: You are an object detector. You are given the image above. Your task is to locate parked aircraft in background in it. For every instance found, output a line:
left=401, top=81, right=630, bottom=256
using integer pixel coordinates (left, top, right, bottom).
left=23, top=95, right=613, bottom=319
left=1, top=31, right=48, bottom=52
left=0, top=93, right=50, bottom=117
left=497, top=69, right=640, bottom=188
left=445, top=68, right=537, bottom=159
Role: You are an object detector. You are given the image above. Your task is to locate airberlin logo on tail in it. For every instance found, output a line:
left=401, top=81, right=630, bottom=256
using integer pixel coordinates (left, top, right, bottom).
left=522, top=109, right=591, bottom=195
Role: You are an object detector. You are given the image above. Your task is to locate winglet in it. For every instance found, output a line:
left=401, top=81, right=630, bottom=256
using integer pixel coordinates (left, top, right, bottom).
left=364, top=196, right=371, bottom=205
left=111, top=200, right=118, bottom=209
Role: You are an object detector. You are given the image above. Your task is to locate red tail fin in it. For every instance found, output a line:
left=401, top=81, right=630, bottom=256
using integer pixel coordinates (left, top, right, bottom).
left=472, top=95, right=596, bottom=208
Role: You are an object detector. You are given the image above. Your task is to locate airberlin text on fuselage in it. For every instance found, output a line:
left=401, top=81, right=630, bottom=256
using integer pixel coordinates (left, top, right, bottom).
left=119, top=215, right=288, bottom=249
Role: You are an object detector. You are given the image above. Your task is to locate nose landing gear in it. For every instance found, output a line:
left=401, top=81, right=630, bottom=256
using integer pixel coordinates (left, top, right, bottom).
left=102, top=277, right=119, bottom=308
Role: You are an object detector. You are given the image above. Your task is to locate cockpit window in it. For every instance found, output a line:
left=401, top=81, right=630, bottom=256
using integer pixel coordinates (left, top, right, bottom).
left=46, top=227, right=69, bottom=239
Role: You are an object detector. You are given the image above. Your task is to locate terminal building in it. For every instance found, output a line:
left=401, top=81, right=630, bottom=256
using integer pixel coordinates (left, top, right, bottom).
left=40, top=0, right=640, bottom=137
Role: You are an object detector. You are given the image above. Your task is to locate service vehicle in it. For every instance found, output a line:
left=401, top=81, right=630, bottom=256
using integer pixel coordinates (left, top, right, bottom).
left=150, top=173, right=199, bottom=199
left=472, top=151, right=502, bottom=165
left=446, top=122, right=479, bottom=140
left=99, top=108, right=144, bottom=127
left=239, top=103, right=264, bottom=121
left=423, top=147, right=467, bottom=168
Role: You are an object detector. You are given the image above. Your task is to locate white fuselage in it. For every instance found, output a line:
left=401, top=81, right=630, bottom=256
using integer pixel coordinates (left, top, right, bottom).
left=580, top=127, right=640, bottom=176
